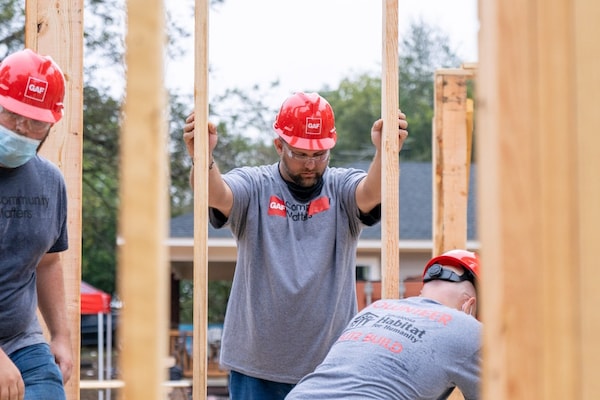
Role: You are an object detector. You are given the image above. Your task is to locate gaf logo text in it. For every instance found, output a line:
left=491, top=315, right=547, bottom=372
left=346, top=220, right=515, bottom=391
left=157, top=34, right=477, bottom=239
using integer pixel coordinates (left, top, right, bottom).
left=24, top=77, right=48, bottom=102
left=305, top=117, right=322, bottom=136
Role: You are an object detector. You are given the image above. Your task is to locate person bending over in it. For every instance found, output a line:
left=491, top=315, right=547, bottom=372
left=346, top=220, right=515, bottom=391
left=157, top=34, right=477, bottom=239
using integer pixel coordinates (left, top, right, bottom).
left=286, top=249, right=481, bottom=400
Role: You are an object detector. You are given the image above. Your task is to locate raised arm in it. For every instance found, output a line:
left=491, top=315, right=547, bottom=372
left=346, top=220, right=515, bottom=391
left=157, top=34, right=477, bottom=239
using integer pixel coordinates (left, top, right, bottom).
left=183, top=112, right=234, bottom=218
left=355, top=110, right=408, bottom=213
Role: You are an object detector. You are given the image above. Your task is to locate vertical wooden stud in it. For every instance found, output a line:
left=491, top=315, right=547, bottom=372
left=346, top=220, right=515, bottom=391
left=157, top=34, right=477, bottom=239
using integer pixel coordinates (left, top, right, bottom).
left=575, top=2, right=600, bottom=398
left=381, top=0, right=400, bottom=299
left=25, top=1, right=84, bottom=398
left=432, top=70, right=472, bottom=256
left=118, top=0, right=169, bottom=398
left=193, top=1, right=210, bottom=399
left=478, top=0, right=600, bottom=398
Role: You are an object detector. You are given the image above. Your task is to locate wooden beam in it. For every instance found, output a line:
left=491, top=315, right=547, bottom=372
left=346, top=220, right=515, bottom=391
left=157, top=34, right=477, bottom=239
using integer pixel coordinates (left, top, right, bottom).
left=478, top=0, right=600, bottom=398
left=575, top=2, right=600, bottom=398
left=432, top=69, right=473, bottom=256
left=118, top=0, right=169, bottom=399
left=381, top=0, right=399, bottom=299
left=193, top=0, right=210, bottom=399
left=432, top=67, right=475, bottom=400
left=25, top=1, right=84, bottom=398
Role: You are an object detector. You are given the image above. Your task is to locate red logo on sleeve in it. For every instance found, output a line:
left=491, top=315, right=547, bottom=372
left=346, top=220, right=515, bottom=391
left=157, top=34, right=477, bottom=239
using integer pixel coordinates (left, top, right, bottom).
left=308, top=196, right=330, bottom=215
left=268, top=196, right=287, bottom=217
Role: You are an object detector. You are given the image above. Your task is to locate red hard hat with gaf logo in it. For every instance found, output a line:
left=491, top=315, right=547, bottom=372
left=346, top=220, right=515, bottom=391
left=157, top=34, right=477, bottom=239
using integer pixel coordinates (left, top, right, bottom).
left=273, top=92, right=337, bottom=151
left=0, top=48, right=65, bottom=123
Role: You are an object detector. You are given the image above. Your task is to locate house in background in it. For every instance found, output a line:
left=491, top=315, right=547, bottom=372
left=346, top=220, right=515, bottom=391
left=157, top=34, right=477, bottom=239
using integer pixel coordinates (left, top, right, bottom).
left=167, top=161, right=479, bottom=308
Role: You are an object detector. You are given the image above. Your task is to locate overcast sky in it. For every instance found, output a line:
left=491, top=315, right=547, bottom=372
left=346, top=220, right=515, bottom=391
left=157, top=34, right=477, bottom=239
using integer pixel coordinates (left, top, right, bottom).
left=166, top=0, right=479, bottom=108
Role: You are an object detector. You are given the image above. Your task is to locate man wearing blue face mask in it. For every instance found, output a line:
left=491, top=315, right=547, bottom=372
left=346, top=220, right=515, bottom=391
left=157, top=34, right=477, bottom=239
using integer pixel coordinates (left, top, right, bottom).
left=0, top=49, right=73, bottom=400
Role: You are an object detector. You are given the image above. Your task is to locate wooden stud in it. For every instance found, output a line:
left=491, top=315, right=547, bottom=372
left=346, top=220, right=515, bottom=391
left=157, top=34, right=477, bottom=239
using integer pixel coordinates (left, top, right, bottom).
left=118, top=0, right=169, bottom=399
left=193, top=1, right=210, bottom=399
left=432, top=69, right=473, bottom=256
left=575, top=2, right=600, bottom=398
left=381, top=0, right=400, bottom=299
left=478, top=0, right=600, bottom=398
left=25, top=1, right=84, bottom=398
left=432, top=67, right=475, bottom=400
left=466, top=98, right=474, bottom=183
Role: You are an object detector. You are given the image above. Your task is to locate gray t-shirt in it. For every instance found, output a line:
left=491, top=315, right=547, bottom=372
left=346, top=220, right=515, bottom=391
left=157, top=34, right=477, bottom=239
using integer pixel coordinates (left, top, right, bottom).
left=210, top=163, right=376, bottom=384
left=0, top=156, right=68, bottom=355
left=286, top=297, right=482, bottom=400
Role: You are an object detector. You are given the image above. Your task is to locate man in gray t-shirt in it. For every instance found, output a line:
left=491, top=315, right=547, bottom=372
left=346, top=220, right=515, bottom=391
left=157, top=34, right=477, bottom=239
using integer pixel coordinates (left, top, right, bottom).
left=286, top=249, right=481, bottom=400
left=183, top=92, right=409, bottom=399
left=0, top=49, right=73, bottom=400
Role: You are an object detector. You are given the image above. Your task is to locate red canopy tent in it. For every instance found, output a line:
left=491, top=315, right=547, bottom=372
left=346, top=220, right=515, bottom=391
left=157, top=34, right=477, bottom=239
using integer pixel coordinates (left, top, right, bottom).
left=81, top=281, right=111, bottom=314
left=80, top=281, right=113, bottom=397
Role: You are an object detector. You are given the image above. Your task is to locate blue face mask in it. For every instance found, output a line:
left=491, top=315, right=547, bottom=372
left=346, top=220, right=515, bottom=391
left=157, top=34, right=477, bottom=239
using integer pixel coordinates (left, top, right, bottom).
left=0, top=124, right=41, bottom=168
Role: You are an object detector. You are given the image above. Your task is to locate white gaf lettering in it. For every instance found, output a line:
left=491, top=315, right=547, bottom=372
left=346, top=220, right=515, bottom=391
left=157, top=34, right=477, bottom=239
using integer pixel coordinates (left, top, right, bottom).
left=269, top=201, right=286, bottom=211
left=28, top=84, right=46, bottom=94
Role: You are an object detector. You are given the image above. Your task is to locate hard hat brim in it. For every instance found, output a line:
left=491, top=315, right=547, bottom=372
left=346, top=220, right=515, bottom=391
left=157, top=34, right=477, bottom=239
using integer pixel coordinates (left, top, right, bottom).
left=0, top=95, right=62, bottom=124
left=278, top=133, right=336, bottom=151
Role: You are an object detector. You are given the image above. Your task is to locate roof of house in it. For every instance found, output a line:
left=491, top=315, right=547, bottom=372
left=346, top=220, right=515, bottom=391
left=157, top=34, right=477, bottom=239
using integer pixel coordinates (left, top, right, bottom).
left=169, top=161, right=478, bottom=241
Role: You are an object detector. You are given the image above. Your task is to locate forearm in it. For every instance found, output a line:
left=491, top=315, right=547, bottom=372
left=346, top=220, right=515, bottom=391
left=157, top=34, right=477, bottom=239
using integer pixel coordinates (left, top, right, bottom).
left=189, top=158, right=234, bottom=217
left=356, top=150, right=383, bottom=213
left=36, top=253, right=70, bottom=341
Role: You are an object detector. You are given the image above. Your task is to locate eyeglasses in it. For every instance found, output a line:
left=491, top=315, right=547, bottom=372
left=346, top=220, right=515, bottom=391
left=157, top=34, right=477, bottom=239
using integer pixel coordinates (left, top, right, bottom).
left=281, top=142, right=330, bottom=163
left=0, top=105, right=52, bottom=135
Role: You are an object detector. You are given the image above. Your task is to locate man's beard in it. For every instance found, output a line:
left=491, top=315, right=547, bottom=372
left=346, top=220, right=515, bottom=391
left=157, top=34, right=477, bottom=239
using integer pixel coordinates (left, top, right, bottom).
left=280, top=159, right=323, bottom=187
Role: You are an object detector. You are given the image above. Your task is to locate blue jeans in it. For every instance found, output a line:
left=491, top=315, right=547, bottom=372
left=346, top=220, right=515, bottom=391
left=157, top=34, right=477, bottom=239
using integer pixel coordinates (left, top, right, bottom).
left=9, top=343, right=65, bottom=400
left=229, top=370, right=295, bottom=400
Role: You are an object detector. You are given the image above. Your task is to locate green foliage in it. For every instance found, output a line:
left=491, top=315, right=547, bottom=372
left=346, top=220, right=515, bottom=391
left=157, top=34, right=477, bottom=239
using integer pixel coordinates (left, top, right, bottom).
left=323, top=19, right=463, bottom=163
left=399, top=19, right=462, bottom=160
left=167, top=85, right=280, bottom=216
left=81, top=86, right=121, bottom=292
left=0, top=3, right=468, bottom=323
left=0, top=0, right=24, bottom=57
left=179, top=280, right=232, bottom=324
left=321, top=74, right=382, bottom=166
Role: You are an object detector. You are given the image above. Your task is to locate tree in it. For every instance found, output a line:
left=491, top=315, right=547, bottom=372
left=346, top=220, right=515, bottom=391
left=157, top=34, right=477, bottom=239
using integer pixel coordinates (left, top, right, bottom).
left=170, top=84, right=281, bottom=216
left=0, top=0, right=24, bottom=57
left=399, top=18, right=462, bottom=160
left=324, top=18, right=463, bottom=164
left=1, top=3, right=467, bottom=316
left=81, top=86, right=120, bottom=291
left=320, top=74, right=383, bottom=166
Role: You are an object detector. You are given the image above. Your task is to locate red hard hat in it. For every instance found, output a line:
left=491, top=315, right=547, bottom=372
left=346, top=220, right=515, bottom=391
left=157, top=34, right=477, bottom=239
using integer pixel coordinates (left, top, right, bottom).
left=423, top=249, right=480, bottom=281
left=0, top=49, right=65, bottom=123
left=273, top=92, right=337, bottom=151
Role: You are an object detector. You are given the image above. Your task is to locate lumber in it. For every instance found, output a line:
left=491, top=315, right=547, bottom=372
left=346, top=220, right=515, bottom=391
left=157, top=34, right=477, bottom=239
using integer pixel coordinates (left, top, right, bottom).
left=432, top=69, right=473, bottom=256
left=478, top=0, right=600, bottom=398
left=25, top=1, right=84, bottom=398
left=193, top=1, right=210, bottom=399
left=380, top=0, right=400, bottom=299
left=118, top=0, right=169, bottom=399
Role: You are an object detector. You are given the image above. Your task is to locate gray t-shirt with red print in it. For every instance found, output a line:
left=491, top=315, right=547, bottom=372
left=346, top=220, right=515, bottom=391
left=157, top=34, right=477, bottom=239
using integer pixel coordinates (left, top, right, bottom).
left=286, top=296, right=481, bottom=400
left=210, top=162, right=376, bottom=384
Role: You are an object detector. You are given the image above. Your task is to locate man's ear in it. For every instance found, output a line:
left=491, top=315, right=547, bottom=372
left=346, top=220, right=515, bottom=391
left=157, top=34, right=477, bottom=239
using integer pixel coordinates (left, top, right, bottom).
left=461, top=296, right=477, bottom=317
left=274, top=138, right=284, bottom=156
